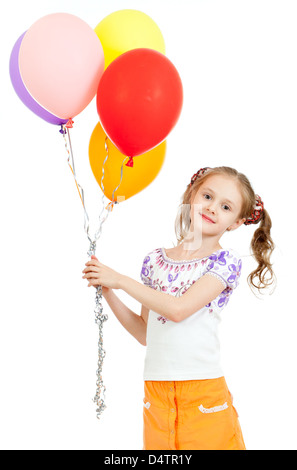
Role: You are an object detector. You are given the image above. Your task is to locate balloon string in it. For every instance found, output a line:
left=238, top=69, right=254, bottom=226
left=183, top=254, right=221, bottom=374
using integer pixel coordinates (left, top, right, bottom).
left=94, top=137, right=128, bottom=241
left=87, top=136, right=128, bottom=419
left=61, top=126, right=92, bottom=243
left=61, top=127, right=128, bottom=242
left=60, top=125, right=127, bottom=420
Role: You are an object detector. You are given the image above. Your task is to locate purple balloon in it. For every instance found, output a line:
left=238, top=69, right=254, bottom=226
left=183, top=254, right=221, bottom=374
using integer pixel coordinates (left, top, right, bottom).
left=9, top=32, right=68, bottom=126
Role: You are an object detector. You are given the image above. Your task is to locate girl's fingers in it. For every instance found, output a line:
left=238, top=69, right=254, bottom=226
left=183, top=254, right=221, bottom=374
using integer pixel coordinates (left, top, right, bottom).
left=83, top=272, right=98, bottom=279
left=85, top=260, right=100, bottom=267
left=88, top=280, right=100, bottom=287
left=82, top=266, right=100, bottom=274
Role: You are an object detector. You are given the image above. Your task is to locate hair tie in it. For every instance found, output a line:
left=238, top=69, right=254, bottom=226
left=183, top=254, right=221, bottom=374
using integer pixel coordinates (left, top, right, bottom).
left=189, top=167, right=211, bottom=186
left=244, top=195, right=264, bottom=225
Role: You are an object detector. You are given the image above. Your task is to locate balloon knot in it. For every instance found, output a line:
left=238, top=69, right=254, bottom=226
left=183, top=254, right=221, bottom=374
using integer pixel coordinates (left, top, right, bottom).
left=65, top=119, right=74, bottom=129
left=105, top=201, right=119, bottom=212
left=59, top=125, right=67, bottom=135
left=125, top=157, right=134, bottom=167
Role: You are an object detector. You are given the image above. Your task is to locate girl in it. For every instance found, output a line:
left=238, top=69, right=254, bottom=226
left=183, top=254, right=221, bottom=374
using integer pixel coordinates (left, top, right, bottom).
left=82, top=166, right=275, bottom=450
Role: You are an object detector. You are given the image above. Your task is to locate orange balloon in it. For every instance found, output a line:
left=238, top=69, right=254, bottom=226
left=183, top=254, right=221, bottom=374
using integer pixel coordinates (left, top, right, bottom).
left=89, top=122, right=166, bottom=201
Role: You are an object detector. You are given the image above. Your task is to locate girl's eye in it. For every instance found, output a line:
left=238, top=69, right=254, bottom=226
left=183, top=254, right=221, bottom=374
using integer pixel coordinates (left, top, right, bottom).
left=222, top=204, right=231, bottom=211
left=204, top=194, right=211, bottom=200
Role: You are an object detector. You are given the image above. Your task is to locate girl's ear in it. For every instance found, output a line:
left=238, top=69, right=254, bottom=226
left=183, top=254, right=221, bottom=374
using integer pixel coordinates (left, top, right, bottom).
left=227, top=218, right=246, bottom=231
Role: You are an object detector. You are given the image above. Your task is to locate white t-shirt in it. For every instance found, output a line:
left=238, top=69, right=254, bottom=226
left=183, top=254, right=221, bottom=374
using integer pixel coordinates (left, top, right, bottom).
left=140, top=247, right=242, bottom=381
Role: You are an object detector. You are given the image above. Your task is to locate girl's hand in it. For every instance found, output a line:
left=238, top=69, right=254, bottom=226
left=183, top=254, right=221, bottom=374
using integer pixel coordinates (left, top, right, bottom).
left=82, top=255, right=122, bottom=290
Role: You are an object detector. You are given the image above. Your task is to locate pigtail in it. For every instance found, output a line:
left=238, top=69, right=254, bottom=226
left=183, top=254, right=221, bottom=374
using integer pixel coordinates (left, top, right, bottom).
left=248, top=208, right=275, bottom=291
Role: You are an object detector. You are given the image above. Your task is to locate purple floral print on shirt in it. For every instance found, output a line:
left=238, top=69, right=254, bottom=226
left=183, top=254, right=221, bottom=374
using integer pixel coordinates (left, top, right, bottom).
left=205, top=251, right=242, bottom=314
left=140, top=255, right=153, bottom=287
left=227, top=259, right=242, bottom=285
left=206, top=251, right=242, bottom=284
left=208, top=250, right=228, bottom=267
left=168, top=272, right=179, bottom=283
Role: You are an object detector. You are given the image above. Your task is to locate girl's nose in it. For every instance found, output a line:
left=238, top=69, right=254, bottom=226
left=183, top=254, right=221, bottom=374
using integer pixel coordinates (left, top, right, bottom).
left=207, top=204, right=216, bottom=214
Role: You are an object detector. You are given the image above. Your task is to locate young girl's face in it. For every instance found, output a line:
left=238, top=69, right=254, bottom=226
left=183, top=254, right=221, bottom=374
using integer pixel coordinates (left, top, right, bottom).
left=190, top=174, right=246, bottom=238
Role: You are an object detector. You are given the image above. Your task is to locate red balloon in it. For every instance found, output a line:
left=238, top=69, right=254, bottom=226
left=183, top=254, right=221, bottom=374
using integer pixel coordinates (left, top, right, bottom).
left=97, top=48, right=183, bottom=157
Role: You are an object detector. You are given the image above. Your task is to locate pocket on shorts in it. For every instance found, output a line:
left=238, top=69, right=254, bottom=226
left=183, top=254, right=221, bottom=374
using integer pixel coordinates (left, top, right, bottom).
left=143, top=397, right=168, bottom=433
left=143, top=398, right=152, bottom=410
left=143, top=397, right=169, bottom=450
left=178, top=380, right=239, bottom=449
left=198, top=401, right=229, bottom=414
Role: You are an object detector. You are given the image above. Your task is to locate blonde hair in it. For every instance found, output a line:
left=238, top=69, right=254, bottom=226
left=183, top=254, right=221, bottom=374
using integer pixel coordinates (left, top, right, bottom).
left=174, top=166, right=275, bottom=292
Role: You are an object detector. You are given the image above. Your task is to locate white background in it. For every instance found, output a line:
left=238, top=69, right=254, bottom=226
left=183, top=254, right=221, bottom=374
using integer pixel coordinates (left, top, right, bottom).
left=0, top=0, right=296, bottom=450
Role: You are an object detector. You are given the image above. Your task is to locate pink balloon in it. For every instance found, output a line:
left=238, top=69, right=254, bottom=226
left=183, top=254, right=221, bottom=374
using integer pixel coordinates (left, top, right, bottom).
left=19, top=13, right=104, bottom=119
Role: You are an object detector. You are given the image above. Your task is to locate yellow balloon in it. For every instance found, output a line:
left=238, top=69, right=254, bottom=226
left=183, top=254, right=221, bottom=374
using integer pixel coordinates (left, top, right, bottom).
left=94, top=9, right=166, bottom=69
left=89, top=122, right=166, bottom=201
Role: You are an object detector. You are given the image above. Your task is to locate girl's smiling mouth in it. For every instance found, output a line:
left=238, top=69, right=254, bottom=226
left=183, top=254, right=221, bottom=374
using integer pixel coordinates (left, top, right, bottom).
left=200, top=213, right=215, bottom=224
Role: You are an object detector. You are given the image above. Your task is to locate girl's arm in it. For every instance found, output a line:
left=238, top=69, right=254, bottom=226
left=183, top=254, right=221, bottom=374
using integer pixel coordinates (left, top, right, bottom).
left=119, top=276, right=179, bottom=320
left=103, top=289, right=147, bottom=345
left=119, top=274, right=225, bottom=323
left=83, top=257, right=225, bottom=323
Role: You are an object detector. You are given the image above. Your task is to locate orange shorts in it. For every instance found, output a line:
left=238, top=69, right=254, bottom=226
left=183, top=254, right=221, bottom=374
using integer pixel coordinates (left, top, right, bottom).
left=143, top=377, right=246, bottom=450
